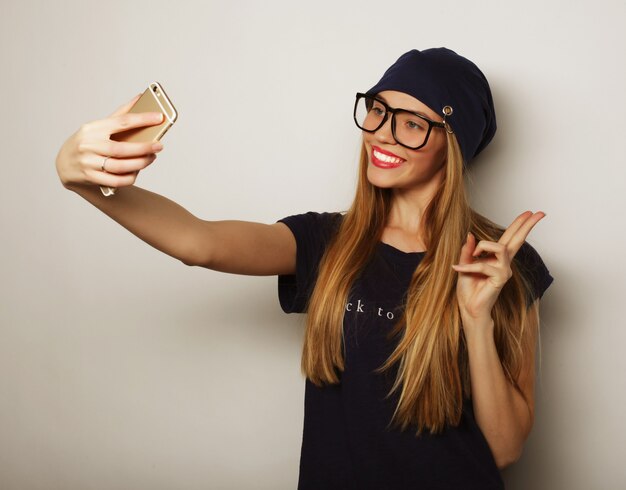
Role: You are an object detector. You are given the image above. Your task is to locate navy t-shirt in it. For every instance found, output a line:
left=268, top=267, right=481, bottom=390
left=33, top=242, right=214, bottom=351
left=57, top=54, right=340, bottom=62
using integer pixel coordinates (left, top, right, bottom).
left=276, top=211, right=554, bottom=490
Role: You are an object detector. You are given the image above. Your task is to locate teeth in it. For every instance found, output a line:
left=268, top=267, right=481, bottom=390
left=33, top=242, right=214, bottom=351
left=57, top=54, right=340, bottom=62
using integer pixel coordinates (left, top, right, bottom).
left=374, top=150, right=402, bottom=164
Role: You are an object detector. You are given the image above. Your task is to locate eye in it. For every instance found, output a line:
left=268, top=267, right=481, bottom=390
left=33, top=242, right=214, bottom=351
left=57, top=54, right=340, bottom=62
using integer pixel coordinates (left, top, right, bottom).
left=370, top=101, right=386, bottom=117
left=372, top=107, right=385, bottom=116
left=406, top=119, right=426, bottom=131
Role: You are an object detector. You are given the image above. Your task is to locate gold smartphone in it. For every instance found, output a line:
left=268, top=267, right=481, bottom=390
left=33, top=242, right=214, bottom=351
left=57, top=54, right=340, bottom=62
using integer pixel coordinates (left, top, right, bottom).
left=100, top=81, right=178, bottom=196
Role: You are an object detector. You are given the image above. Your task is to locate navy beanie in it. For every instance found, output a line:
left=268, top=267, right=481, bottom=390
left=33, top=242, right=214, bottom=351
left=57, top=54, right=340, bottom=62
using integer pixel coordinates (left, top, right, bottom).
left=365, top=48, right=497, bottom=166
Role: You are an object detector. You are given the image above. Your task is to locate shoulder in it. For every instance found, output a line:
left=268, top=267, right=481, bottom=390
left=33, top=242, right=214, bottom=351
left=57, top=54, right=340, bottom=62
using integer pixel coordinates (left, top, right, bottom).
left=278, top=210, right=344, bottom=225
left=514, top=240, right=547, bottom=273
left=276, top=211, right=344, bottom=241
left=275, top=211, right=344, bottom=314
left=514, top=240, right=554, bottom=302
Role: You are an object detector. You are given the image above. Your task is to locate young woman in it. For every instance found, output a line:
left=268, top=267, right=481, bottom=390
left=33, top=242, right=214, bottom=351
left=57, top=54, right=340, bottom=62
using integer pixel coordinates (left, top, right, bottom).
left=56, top=48, right=553, bottom=489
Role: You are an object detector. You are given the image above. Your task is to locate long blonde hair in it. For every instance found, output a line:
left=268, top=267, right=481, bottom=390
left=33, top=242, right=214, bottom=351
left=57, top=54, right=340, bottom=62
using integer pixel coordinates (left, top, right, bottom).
left=301, top=132, right=539, bottom=436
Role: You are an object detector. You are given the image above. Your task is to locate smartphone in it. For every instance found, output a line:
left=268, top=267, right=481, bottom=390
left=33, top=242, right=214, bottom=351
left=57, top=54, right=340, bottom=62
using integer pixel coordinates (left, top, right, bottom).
left=100, top=81, right=178, bottom=196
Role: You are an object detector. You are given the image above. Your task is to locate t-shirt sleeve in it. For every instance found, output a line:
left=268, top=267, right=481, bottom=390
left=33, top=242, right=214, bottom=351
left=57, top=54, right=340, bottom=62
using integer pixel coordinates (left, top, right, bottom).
left=275, top=211, right=343, bottom=314
left=514, top=241, right=554, bottom=306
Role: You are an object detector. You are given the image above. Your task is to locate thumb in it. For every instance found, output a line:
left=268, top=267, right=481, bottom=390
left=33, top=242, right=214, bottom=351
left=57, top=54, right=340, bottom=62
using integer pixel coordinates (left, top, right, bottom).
left=457, top=232, right=477, bottom=265
left=108, top=92, right=142, bottom=118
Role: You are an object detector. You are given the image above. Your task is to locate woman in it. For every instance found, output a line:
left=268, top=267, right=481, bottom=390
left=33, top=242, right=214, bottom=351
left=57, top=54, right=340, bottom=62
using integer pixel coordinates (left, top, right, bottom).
left=56, top=48, right=553, bottom=489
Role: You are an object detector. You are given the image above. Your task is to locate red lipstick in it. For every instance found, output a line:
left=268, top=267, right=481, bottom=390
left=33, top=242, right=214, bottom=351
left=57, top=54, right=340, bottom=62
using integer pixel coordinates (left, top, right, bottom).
left=371, top=146, right=405, bottom=169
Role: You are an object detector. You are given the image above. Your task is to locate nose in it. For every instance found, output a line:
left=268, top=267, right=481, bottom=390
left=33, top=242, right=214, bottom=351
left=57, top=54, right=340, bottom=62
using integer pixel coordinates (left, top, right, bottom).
left=374, top=114, right=396, bottom=145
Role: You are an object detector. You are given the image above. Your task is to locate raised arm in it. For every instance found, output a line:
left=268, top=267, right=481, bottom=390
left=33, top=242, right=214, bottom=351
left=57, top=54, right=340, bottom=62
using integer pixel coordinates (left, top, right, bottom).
left=55, top=95, right=296, bottom=277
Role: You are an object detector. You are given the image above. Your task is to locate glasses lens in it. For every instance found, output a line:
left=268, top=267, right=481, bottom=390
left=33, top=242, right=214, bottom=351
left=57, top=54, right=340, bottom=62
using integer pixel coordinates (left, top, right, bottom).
left=354, top=95, right=386, bottom=132
left=354, top=95, right=430, bottom=149
left=394, top=111, right=429, bottom=149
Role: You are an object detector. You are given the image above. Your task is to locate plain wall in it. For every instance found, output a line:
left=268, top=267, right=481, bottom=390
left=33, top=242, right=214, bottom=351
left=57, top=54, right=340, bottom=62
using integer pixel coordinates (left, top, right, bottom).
left=1, top=0, right=625, bottom=488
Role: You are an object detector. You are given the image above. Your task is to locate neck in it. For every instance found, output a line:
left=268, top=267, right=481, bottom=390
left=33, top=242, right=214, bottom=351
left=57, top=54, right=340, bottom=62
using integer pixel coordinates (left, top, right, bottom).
left=379, top=187, right=436, bottom=254
left=387, top=179, right=440, bottom=234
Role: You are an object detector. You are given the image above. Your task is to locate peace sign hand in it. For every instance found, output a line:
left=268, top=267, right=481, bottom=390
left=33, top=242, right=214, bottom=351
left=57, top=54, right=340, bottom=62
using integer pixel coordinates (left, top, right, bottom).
left=451, top=211, right=546, bottom=325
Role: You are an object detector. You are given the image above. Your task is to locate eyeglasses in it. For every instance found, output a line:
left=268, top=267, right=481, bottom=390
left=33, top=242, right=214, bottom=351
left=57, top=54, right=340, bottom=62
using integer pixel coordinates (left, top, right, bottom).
left=353, top=92, right=448, bottom=150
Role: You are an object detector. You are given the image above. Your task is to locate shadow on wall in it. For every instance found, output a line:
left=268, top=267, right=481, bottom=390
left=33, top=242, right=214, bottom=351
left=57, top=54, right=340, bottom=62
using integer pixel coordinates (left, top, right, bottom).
left=502, top=288, right=572, bottom=489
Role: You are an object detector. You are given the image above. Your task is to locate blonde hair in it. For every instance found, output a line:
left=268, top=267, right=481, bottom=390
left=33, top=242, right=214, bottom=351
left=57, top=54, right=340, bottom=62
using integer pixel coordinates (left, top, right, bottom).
left=301, top=132, right=539, bottom=435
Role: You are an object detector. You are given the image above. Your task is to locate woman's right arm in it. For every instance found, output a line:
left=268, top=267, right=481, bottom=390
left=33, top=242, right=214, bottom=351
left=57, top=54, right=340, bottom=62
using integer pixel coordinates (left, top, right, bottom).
left=55, top=95, right=296, bottom=276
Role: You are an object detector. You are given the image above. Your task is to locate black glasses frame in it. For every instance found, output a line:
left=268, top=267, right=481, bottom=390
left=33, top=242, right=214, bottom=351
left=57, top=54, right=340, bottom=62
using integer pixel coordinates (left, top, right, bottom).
left=353, top=92, right=446, bottom=150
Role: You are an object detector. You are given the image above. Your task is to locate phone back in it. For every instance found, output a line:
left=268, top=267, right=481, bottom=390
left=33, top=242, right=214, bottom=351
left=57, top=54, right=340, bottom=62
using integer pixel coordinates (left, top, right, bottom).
left=111, top=82, right=178, bottom=143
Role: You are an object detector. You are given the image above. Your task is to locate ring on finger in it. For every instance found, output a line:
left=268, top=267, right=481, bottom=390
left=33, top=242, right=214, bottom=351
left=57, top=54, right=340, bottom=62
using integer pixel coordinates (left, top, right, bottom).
left=102, top=156, right=111, bottom=172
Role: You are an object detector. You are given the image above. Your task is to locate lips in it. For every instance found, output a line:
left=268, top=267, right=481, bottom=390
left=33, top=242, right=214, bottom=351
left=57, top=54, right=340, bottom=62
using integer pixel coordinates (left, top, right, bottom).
left=371, top=146, right=405, bottom=169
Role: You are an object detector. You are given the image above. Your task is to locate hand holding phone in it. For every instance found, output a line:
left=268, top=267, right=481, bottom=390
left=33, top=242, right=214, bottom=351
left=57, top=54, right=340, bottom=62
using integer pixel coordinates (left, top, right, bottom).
left=100, top=81, right=178, bottom=196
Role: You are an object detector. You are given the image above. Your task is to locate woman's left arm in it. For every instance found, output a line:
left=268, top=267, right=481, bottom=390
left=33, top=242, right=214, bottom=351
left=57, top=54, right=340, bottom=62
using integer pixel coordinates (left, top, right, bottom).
left=463, top=300, right=539, bottom=469
left=450, top=210, right=546, bottom=469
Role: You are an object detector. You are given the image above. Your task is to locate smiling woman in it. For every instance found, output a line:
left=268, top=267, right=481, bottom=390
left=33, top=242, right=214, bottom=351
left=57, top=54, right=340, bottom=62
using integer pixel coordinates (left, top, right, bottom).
left=278, top=48, right=553, bottom=489
left=361, top=90, right=449, bottom=189
left=54, top=47, right=553, bottom=490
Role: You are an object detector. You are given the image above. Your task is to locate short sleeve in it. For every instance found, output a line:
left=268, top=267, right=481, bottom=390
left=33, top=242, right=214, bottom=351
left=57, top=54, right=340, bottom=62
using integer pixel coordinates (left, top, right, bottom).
left=514, top=241, right=554, bottom=306
left=275, top=211, right=343, bottom=314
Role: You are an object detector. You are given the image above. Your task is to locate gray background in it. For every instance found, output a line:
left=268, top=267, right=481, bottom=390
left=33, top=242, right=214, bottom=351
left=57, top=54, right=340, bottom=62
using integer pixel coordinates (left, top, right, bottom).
left=2, top=0, right=625, bottom=488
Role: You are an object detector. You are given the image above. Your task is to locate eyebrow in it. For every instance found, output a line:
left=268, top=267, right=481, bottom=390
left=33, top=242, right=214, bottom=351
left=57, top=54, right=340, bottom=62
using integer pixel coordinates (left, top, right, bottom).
left=374, top=94, right=433, bottom=119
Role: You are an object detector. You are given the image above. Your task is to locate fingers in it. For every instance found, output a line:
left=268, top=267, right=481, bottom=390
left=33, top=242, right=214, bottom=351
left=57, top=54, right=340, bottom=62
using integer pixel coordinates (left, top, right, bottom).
left=471, top=240, right=508, bottom=262
left=84, top=93, right=163, bottom=138
left=90, top=111, right=164, bottom=136
left=451, top=261, right=500, bottom=276
left=498, top=211, right=533, bottom=245
left=451, top=261, right=511, bottom=287
left=79, top=137, right=163, bottom=160
left=94, top=153, right=158, bottom=174
left=457, top=232, right=476, bottom=265
left=84, top=166, right=139, bottom=188
left=453, top=233, right=512, bottom=286
left=498, top=211, right=546, bottom=255
left=512, top=212, right=546, bottom=249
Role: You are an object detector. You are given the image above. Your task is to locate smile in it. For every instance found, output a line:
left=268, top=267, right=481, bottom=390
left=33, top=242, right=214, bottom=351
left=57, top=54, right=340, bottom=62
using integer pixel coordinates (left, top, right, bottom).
left=371, top=147, right=404, bottom=168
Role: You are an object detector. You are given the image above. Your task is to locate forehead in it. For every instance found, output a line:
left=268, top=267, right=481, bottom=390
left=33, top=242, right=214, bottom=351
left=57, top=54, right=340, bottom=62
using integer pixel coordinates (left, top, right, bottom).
left=374, top=90, right=441, bottom=121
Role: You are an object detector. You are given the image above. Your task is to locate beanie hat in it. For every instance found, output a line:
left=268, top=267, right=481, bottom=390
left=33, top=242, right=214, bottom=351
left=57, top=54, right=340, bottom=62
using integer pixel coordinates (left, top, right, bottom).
left=365, top=48, right=497, bottom=166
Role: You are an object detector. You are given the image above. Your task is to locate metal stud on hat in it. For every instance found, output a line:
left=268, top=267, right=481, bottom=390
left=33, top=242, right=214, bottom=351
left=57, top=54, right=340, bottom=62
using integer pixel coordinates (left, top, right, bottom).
left=442, top=105, right=454, bottom=134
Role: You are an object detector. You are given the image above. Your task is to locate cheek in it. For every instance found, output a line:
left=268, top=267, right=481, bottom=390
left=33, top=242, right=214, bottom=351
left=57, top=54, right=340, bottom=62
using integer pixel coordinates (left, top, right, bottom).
left=405, top=148, right=442, bottom=170
left=416, top=137, right=447, bottom=168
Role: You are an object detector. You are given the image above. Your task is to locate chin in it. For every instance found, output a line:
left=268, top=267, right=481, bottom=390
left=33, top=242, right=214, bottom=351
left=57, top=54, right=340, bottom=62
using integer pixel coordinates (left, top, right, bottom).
left=366, top=164, right=400, bottom=189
